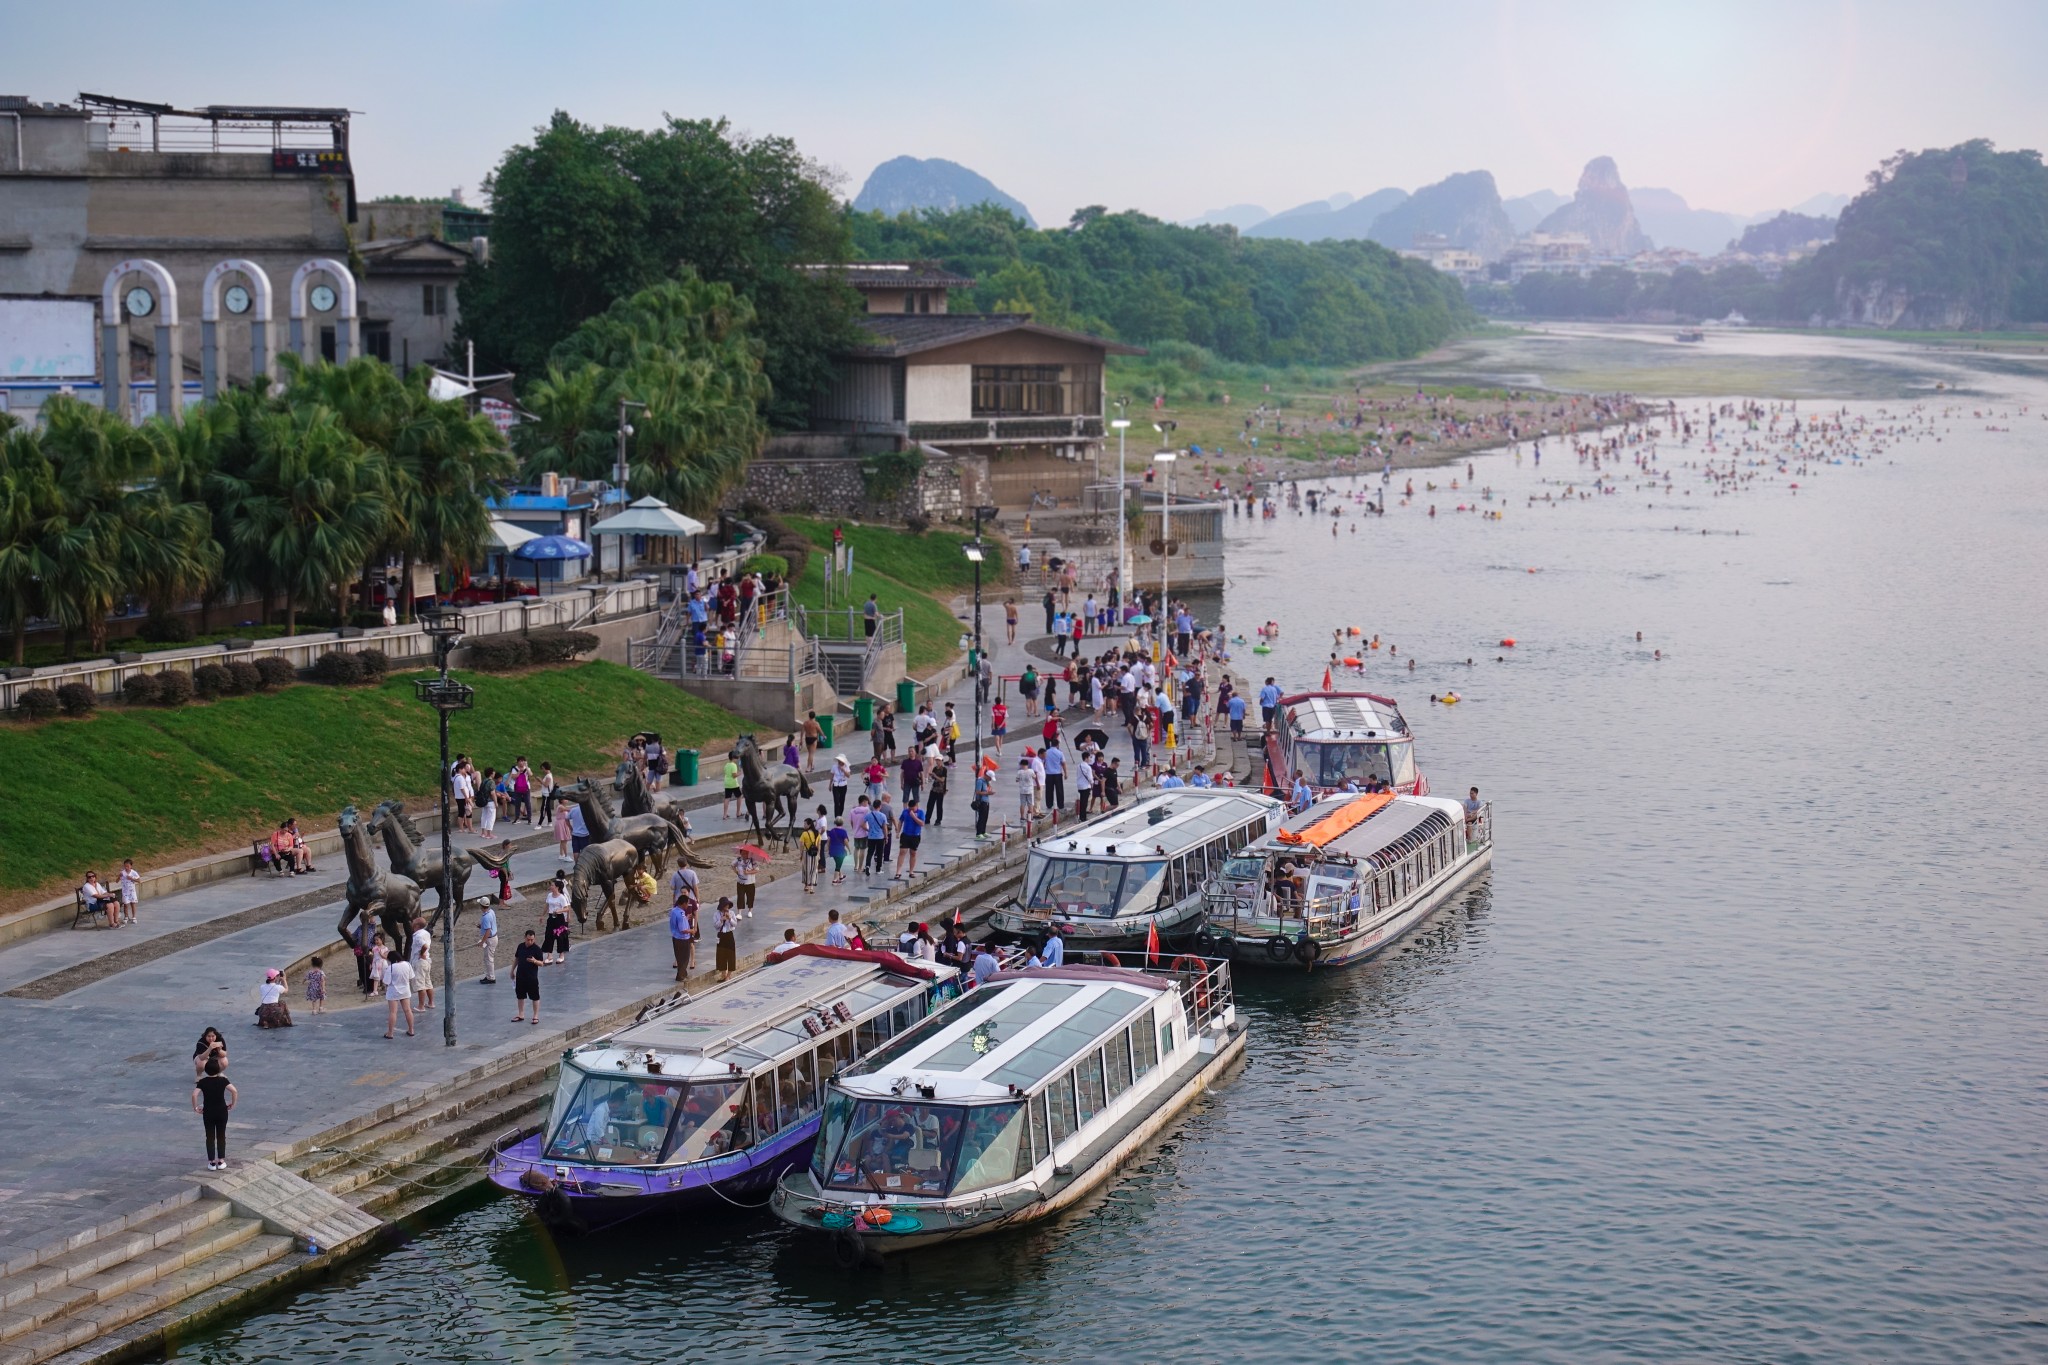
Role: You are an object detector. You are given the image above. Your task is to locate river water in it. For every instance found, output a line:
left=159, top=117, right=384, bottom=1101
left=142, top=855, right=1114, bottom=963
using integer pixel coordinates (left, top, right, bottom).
left=167, top=328, right=2048, bottom=1363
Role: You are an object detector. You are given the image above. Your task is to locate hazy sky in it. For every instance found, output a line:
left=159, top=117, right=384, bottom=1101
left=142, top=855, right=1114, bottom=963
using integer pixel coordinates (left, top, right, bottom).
left=11, top=0, right=2045, bottom=223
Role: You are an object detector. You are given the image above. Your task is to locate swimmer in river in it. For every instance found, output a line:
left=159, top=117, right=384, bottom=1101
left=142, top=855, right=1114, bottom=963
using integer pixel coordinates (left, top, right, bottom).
left=1654, top=650, right=1662, bottom=660
left=1407, top=658, right=1415, bottom=671
left=1635, top=631, right=1643, bottom=642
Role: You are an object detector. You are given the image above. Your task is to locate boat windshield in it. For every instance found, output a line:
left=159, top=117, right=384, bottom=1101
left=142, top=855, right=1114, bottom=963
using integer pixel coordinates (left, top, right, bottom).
left=814, top=1096, right=1029, bottom=1197
left=1026, top=858, right=1166, bottom=918
left=1220, top=855, right=1265, bottom=881
left=1295, top=741, right=1396, bottom=788
left=543, top=1072, right=687, bottom=1166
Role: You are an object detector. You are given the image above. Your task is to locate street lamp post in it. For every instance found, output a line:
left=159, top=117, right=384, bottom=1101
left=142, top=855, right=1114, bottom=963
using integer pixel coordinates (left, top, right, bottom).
left=1152, top=446, right=1178, bottom=666
left=613, top=398, right=647, bottom=581
left=413, top=606, right=473, bottom=1048
left=964, top=503, right=997, bottom=760
left=1111, top=399, right=1130, bottom=626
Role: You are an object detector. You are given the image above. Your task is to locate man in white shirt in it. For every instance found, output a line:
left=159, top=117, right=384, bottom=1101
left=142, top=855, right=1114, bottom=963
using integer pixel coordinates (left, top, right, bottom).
left=1028, top=750, right=1047, bottom=813
left=476, top=903, right=498, bottom=984
left=1016, top=758, right=1038, bottom=822
left=1042, top=930, right=1065, bottom=967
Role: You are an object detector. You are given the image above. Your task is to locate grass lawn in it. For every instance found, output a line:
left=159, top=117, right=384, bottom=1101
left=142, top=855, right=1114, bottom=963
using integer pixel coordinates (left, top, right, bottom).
left=0, top=661, right=746, bottom=908
left=782, top=517, right=1008, bottom=674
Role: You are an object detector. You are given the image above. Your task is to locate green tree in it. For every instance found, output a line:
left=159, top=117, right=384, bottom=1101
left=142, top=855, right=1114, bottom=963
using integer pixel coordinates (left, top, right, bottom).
left=460, top=111, right=857, bottom=428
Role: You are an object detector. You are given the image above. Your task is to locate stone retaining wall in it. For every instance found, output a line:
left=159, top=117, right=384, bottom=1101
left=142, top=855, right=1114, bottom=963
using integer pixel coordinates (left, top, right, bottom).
left=728, top=450, right=988, bottom=523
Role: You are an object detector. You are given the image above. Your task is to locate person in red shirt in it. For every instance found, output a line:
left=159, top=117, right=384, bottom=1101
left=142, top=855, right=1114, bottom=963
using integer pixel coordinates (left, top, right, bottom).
left=863, top=759, right=887, bottom=803
left=991, top=699, right=1008, bottom=756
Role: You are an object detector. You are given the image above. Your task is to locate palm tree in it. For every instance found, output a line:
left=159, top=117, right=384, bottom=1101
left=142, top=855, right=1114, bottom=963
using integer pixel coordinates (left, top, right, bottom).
left=0, top=424, right=59, bottom=664
left=512, top=360, right=618, bottom=482
left=208, top=402, right=391, bottom=634
left=387, top=374, right=516, bottom=614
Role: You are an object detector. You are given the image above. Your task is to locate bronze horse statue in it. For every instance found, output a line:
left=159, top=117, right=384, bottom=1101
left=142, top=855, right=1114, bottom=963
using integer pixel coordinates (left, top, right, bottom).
left=367, top=800, right=511, bottom=919
left=335, top=805, right=423, bottom=961
left=569, top=836, right=645, bottom=932
left=734, top=734, right=811, bottom=847
left=562, top=779, right=703, bottom=878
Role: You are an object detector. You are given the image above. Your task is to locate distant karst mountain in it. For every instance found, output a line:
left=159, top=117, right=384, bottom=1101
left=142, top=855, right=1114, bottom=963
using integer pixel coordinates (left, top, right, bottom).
left=1502, top=189, right=1567, bottom=234
left=1791, top=191, right=1852, bottom=219
left=1245, top=187, right=1410, bottom=242
left=1629, top=187, right=1746, bottom=256
left=1534, top=157, right=1652, bottom=254
left=853, top=156, right=1036, bottom=227
left=1186, top=203, right=1271, bottom=230
left=1733, top=211, right=1836, bottom=256
left=1366, top=171, right=1516, bottom=259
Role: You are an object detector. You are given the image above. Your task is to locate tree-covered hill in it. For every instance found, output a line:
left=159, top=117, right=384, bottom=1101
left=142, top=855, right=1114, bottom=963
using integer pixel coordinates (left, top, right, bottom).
left=847, top=205, right=1473, bottom=366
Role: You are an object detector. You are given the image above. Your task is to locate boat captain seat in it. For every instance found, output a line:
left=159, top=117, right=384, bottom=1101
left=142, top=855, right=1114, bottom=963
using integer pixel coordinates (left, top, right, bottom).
left=906, top=1145, right=941, bottom=1171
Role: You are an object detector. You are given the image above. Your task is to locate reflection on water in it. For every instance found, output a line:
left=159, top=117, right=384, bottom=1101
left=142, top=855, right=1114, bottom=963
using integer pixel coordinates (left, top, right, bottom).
left=168, top=333, right=2048, bottom=1364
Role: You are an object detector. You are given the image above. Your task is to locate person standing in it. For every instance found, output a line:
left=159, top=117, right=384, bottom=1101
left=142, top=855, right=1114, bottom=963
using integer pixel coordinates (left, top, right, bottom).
left=1073, top=751, right=1094, bottom=818
left=991, top=698, right=1009, bottom=757
left=450, top=764, right=474, bottom=833
left=553, top=797, right=575, bottom=861
left=895, top=804, right=924, bottom=881
left=409, top=918, right=434, bottom=1010
left=510, top=758, right=534, bottom=824
left=477, top=771, right=498, bottom=838
left=305, top=957, right=326, bottom=1016
left=1015, top=756, right=1037, bottom=826
left=476, top=900, right=499, bottom=985
left=900, top=750, right=924, bottom=810
left=1042, top=743, right=1067, bottom=812
left=193, top=1058, right=236, bottom=1170
left=827, top=818, right=850, bottom=884
left=535, top=761, right=557, bottom=827
left=669, top=895, right=696, bottom=982
left=830, top=753, right=850, bottom=818
left=802, top=711, right=823, bottom=772
left=1042, top=588, right=1057, bottom=636
left=721, top=754, right=743, bottom=820
left=798, top=818, right=821, bottom=895
left=117, top=858, right=141, bottom=925
left=512, top=931, right=544, bottom=1024
left=565, top=798, right=590, bottom=857
left=924, top=756, right=949, bottom=827
left=383, top=953, right=416, bottom=1039
left=973, top=764, right=994, bottom=839
left=544, top=873, right=573, bottom=964
left=1258, top=676, right=1282, bottom=731
left=825, top=908, right=850, bottom=949
left=732, top=848, right=759, bottom=916
left=1005, top=598, right=1018, bottom=645
left=714, top=897, right=739, bottom=982
left=862, top=593, right=879, bottom=638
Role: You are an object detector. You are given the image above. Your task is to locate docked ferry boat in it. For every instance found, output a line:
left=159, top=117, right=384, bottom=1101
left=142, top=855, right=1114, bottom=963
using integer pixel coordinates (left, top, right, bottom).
left=1202, top=791, right=1492, bottom=969
left=488, top=946, right=956, bottom=1229
left=988, top=789, right=1282, bottom=954
left=771, top=958, right=1244, bottom=1257
left=1262, top=690, right=1428, bottom=798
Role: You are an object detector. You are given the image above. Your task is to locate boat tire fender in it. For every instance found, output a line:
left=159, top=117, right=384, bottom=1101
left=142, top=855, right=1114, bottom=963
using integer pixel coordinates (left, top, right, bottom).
left=1294, top=934, right=1321, bottom=967
left=1265, top=935, right=1294, bottom=963
left=833, top=1227, right=867, bottom=1270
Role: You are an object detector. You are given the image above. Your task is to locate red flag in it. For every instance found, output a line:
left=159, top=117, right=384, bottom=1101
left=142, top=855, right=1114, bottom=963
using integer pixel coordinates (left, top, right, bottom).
left=1321, top=665, right=1334, bottom=690
left=1145, top=919, right=1161, bottom=967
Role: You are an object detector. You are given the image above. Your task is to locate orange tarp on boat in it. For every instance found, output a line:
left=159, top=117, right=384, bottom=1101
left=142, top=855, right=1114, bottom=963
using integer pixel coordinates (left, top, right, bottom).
left=1273, top=793, right=1394, bottom=847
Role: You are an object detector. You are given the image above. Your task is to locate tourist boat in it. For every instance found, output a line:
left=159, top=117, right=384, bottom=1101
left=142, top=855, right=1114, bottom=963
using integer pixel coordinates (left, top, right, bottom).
left=487, top=946, right=958, bottom=1230
left=1675, top=329, right=1706, bottom=343
left=1261, top=690, right=1427, bottom=798
left=770, top=957, right=1244, bottom=1258
left=987, top=789, right=1283, bottom=954
left=1200, top=791, right=1492, bottom=968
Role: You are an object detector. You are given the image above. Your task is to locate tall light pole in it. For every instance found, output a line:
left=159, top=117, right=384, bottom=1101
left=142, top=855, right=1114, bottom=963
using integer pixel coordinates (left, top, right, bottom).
left=1111, top=398, right=1130, bottom=627
left=613, top=398, right=647, bottom=581
left=1151, top=442, right=1178, bottom=665
left=413, top=606, right=473, bottom=1048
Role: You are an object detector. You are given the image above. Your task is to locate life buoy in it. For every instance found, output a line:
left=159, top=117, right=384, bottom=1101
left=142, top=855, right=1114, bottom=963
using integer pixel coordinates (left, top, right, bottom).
left=1253, top=645, right=1272, bottom=655
left=1265, top=935, right=1293, bottom=963
left=1342, top=657, right=1362, bottom=667
left=1293, top=934, right=1321, bottom=967
left=1099, top=952, right=1121, bottom=968
left=1171, top=955, right=1212, bottom=1011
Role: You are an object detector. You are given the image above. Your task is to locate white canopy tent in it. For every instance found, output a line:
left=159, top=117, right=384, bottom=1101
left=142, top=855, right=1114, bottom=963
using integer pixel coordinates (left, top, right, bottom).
left=587, top=495, right=710, bottom=580
left=486, top=518, right=539, bottom=552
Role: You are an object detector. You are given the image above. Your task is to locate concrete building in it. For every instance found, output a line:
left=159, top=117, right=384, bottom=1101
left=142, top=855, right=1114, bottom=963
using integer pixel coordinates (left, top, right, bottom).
left=355, top=237, right=470, bottom=373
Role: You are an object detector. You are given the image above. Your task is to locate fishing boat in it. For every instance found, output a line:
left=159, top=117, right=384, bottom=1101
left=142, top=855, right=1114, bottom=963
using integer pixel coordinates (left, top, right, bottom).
left=1199, top=791, right=1492, bottom=968
left=1261, top=690, right=1427, bottom=797
left=1675, top=329, right=1705, bottom=343
left=988, top=789, right=1283, bottom=954
left=487, top=946, right=957, bottom=1230
left=771, top=957, right=1243, bottom=1258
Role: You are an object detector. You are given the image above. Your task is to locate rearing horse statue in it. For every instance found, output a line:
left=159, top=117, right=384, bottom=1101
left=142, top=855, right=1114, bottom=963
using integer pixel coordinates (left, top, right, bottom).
left=734, top=733, right=811, bottom=847
left=562, top=779, right=708, bottom=878
left=367, top=800, right=511, bottom=919
left=335, top=805, right=423, bottom=962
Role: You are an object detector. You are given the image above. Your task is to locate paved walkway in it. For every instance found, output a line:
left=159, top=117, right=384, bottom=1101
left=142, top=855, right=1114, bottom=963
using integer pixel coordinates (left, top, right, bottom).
left=0, top=602, right=1245, bottom=1260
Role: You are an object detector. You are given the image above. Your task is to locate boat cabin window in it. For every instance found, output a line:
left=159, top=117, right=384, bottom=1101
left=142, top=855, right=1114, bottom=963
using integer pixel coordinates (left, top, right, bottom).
left=954, top=1103, right=1028, bottom=1195
left=543, top=1074, right=686, bottom=1166
left=1025, top=1093, right=1050, bottom=1170
left=1047, top=1073, right=1079, bottom=1146
left=858, top=986, right=1002, bottom=1074
left=1295, top=740, right=1396, bottom=789
left=1159, top=1019, right=1177, bottom=1060
left=816, top=1099, right=1029, bottom=1197
left=775, top=1057, right=818, bottom=1131
left=1027, top=858, right=1165, bottom=918
left=1221, top=855, right=1264, bottom=882
left=1130, top=1018, right=1159, bottom=1079
left=1105, top=1032, right=1134, bottom=1100
left=986, top=992, right=1151, bottom=1088
left=665, top=1078, right=750, bottom=1161
left=1076, top=1050, right=1108, bottom=1125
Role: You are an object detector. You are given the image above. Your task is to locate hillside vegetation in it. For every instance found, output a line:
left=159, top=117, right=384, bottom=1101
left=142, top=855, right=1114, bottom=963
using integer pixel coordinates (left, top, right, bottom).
left=0, top=662, right=745, bottom=906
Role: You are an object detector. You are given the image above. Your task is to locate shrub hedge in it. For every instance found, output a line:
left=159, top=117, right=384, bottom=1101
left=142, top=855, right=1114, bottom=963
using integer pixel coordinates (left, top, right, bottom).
left=253, top=656, right=297, bottom=690
left=123, top=673, right=162, bottom=706
left=356, top=648, right=389, bottom=681
left=227, top=660, right=264, bottom=694
left=57, top=683, right=98, bottom=716
left=16, top=688, right=58, bottom=720
left=312, top=650, right=366, bottom=685
left=194, top=663, right=234, bottom=698
left=155, top=670, right=195, bottom=706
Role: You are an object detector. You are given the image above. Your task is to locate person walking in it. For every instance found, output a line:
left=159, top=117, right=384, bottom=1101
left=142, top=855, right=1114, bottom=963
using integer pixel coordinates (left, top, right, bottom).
left=305, top=957, right=327, bottom=1016
left=714, top=897, right=740, bottom=982
left=510, top=758, right=534, bottom=823
left=830, top=753, right=850, bottom=818
left=511, top=930, right=543, bottom=1024
left=535, top=761, right=557, bottom=827
left=991, top=698, right=1009, bottom=757
left=193, top=1058, right=236, bottom=1171
left=383, top=953, right=416, bottom=1038
left=802, top=711, right=823, bottom=772
left=553, top=795, right=575, bottom=861
left=895, top=804, right=924, bottom=881
left=476, top=900, right=499, bottom=985
left=799, top=818, right=822, bottom=895
left=732, top=848, right=759, bottom=917
left=1005, top=598, right=1018, bottom=646
left=1016, top=756, right=1037, bottom=826
left=544, top=873, right=573, bottom=964
left=924, top=756, right=949, bottom=827
left=669, top=894, right=697, bottom=982
left=828, top=818, right=850, bottom=884
left=1042, top=743, right=1067, bottom=812
left=721, top=754, right=743, bottom=820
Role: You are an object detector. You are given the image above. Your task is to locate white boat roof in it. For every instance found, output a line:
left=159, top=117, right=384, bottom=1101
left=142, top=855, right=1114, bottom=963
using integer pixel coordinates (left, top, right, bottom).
left=1279, top=691, right=1411, bottom=741
left=1032, top=788, right=1280, bottom=859
left=572, top=953, right=940, bottom=1082
left=839, top=972, right=1164, bottom=1103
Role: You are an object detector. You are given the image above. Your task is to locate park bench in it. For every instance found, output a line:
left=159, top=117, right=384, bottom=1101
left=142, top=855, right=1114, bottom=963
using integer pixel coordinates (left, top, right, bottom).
left=73, top=887, right=109, bottom=929
left=252, top=840, right=288, bottom=877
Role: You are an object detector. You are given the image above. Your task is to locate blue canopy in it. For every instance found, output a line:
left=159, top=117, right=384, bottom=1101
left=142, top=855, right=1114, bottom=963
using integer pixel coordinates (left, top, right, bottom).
left=512, top=534, right=593, bottom=562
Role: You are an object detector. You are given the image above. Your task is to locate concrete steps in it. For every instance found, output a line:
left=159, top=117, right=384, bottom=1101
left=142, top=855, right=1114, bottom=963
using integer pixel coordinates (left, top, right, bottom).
left=0, top=1198, right=292, bottom=1365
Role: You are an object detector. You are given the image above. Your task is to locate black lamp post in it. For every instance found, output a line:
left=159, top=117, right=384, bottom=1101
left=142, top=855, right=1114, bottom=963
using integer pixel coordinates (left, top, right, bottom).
left=413, top=605, right=473, bottom=1048
left=965, top=503, right=998, bottom=804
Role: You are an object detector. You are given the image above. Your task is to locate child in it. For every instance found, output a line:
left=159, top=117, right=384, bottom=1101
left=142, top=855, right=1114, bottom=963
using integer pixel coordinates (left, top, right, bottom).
left=553, top=798, right=574, bottom=861
left=118, top=857, right=141, bottom=925
left=305, top=955, right=327, bottom=1016
left=827, top=818, right=850, bottom=885
left=369, top=933, right=390, bottom=994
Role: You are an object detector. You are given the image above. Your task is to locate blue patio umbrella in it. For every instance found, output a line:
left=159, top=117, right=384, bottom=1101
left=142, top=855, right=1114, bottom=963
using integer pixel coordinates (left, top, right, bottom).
left=511, top=534, right=592, bottom=593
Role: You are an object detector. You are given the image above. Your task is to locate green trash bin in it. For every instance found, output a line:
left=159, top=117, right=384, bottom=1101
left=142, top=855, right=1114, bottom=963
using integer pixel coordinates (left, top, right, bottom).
left=817, top=714, right=835, bottom=748
left=675, top=748, right=701, bottom=787
left=896, top=678, right=916, bottom=715
left=853, top=696, right=875, bottom=731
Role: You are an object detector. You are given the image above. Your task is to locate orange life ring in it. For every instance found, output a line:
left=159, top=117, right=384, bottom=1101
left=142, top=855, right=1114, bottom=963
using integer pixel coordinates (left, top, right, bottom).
left=1099, top=952, right=1121, bottom=967
left=1169, top=955, right=1212, bottom=1012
